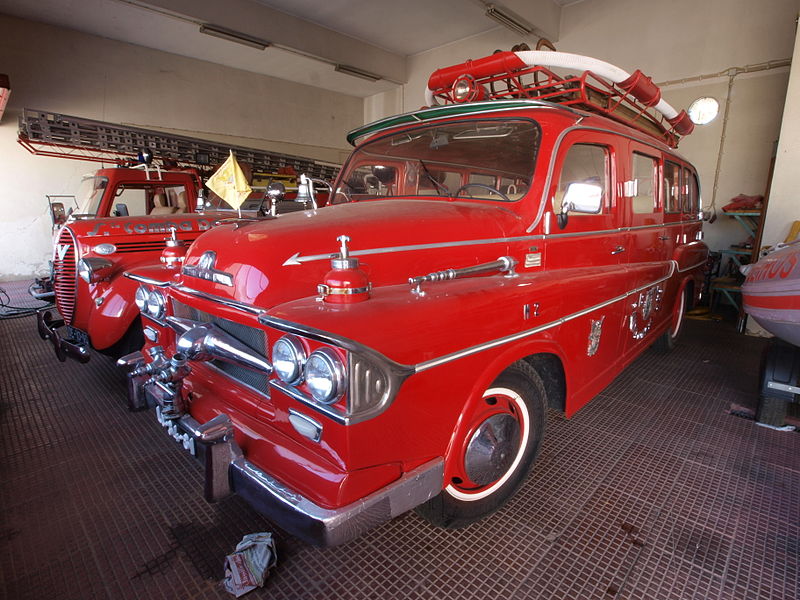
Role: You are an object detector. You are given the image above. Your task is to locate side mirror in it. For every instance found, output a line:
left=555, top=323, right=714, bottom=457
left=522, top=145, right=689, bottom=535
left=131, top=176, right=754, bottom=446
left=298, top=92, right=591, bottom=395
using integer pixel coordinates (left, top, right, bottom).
left=558, top=182, right=603, bottom=229
left=50, top=202, right=66, bottom=226
left=115, top=203, right=129, bottom=217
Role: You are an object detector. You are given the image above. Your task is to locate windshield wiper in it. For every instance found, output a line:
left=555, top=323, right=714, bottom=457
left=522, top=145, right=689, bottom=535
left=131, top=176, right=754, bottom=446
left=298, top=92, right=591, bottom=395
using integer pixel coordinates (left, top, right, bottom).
left=418, top=160, right=450, bottom=197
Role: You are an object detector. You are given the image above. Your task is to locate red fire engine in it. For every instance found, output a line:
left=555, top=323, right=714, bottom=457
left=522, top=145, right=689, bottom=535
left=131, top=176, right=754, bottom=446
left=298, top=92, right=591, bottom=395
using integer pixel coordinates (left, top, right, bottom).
left=122, top=50, right=708, bottom=545
left=35, top=163, right=219, bottom=363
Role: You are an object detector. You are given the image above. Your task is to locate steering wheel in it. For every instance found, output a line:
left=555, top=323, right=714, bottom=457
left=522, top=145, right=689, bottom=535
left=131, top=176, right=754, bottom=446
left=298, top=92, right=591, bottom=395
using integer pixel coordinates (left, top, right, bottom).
left=454, top=183, right=511, bottom=202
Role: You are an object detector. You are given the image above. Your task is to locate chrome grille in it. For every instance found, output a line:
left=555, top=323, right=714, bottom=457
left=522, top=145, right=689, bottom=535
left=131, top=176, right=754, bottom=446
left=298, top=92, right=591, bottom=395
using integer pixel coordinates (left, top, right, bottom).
left=53, top=227, right=78, bottom=325
left=172, top=299, right=269, bottom=395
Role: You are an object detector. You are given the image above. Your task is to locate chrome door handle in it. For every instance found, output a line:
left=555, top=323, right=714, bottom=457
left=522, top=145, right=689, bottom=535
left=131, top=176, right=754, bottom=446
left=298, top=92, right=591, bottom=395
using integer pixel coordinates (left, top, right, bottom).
left=658, top=236, right=670, bottom=241
left=611, top=246, right=626, bottom=255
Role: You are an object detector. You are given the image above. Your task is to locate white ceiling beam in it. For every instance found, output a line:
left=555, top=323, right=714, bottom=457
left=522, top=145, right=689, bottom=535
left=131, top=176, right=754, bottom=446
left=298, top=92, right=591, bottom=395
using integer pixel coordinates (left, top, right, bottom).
left=129, top=0, right=407, bottom=83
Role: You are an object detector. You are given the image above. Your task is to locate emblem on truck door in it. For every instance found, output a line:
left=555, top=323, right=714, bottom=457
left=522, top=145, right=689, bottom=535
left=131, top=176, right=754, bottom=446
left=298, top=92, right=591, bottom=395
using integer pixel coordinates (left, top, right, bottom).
left=629, top=285, right=664, bottom=340
left=587, top=316, right=605, bottom=356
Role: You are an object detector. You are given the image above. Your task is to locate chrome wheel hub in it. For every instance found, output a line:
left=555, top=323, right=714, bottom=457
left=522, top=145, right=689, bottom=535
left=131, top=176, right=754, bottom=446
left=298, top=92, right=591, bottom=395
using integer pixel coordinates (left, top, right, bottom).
left=464, top=413, right=521, bottom=486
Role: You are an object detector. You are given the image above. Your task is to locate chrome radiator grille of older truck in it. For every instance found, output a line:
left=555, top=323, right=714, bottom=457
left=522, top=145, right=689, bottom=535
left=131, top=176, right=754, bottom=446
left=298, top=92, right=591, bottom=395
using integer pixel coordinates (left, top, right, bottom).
left=53, top=227, right=78, bottom=325
left=171, top=299, right=270, bottom=396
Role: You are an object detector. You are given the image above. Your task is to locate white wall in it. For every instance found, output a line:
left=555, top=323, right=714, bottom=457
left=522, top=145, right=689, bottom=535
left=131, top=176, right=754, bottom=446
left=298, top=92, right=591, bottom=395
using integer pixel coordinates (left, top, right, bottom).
left=0, top=14, right=362, bottom=280
left=762, top=24, right=800, bottom=247
left=371, top=0, right=798, bottom=255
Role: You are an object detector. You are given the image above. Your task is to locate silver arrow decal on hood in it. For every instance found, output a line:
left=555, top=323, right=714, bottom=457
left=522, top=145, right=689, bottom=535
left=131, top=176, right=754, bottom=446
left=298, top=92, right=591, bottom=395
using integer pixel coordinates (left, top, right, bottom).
left=282, top=235, right=543, bottom=267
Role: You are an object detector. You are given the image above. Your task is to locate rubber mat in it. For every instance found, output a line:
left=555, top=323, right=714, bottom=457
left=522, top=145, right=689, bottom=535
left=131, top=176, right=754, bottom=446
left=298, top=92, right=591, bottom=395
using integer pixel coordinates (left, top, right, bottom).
left=1, top=279, right=798, bottom=600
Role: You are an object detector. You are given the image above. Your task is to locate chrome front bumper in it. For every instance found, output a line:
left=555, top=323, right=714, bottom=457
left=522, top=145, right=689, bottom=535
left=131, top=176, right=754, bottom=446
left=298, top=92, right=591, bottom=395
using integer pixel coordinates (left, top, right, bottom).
left=165, top=411, right=444, bottom=546
left=36, top=309, right=90, bottom=363
left=29, top=279, right=55, bottom=300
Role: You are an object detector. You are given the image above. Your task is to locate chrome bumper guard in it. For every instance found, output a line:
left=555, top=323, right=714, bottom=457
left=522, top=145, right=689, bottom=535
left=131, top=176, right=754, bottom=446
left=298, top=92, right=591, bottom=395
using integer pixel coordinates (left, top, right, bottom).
left=29, top=279, right=55, bottom=300
left=169, top=412, right=444, bottom=547
left=36, top=309, right=90, bottom=363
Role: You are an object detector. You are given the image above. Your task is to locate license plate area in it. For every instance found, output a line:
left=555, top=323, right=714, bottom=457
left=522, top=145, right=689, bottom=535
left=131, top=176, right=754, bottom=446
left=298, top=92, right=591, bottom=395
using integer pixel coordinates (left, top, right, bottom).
left=156, top=406, right=196, bottom=456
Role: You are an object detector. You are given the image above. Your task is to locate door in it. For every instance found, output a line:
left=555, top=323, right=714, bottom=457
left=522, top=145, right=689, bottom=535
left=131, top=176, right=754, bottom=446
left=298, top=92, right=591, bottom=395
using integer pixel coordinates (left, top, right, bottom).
left=542, top=132, right=628, bottom=406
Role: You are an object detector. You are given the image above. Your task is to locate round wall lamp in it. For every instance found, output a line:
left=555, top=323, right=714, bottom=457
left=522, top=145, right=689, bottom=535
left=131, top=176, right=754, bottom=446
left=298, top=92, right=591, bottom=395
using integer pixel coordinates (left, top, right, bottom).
left=688, top=97, right=720, bottom=125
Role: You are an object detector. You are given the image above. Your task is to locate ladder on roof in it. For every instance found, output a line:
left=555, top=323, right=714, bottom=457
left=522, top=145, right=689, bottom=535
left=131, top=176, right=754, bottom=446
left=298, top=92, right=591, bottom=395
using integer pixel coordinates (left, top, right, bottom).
left=17, top=108, right=340, bottom=181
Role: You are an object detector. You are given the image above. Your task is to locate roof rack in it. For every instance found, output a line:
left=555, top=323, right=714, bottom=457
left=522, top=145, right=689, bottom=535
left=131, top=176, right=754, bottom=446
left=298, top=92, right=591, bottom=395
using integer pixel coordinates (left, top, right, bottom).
left=425, top=51, right=693, bottom=148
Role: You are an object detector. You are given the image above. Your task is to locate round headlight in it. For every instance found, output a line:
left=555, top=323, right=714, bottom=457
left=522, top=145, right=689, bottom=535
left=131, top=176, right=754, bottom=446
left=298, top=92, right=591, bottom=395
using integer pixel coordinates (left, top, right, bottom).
left=272, top=336, right=306, bottom=384
left=146, top=290, right=166, bottom=320
left=134, top=285, right=149, bottom=311
left=304, top=348, right=346, bottom=404
left=77, top=259, right=92, bottom=283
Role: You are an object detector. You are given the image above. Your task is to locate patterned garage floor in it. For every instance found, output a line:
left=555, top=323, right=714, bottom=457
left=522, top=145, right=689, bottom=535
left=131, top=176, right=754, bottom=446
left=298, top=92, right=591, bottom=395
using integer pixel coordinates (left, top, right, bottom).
left=0, top=280, right=798, bottom=600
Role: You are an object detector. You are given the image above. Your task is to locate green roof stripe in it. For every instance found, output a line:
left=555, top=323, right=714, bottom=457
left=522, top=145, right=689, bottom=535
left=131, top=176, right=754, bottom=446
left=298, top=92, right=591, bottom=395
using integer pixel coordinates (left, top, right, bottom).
left=346, top=100, right=549, bottom=145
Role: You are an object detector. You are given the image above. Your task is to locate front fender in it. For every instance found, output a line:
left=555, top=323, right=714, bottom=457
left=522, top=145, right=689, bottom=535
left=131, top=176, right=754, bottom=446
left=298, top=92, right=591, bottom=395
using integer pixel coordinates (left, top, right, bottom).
left=86, top=272, right=143, bottom=350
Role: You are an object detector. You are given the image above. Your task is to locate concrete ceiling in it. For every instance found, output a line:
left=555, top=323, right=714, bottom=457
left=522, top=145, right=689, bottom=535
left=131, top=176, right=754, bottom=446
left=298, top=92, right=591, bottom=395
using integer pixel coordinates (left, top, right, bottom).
left=0, top=0, right=582, bottom=97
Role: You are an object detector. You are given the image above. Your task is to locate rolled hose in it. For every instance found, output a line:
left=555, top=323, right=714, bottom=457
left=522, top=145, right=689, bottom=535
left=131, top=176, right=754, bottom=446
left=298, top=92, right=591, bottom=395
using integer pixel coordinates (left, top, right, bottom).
left=425, top=51, right=691, bottom=134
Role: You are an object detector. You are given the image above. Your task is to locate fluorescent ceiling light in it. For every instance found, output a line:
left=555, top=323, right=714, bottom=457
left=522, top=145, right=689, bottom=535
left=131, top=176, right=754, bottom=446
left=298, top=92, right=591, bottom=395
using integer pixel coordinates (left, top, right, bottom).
left=485, top=5, right=533, bottom=36
left=199, top=24, right=270, bottom=50
left=334, top=64, right=382, bottom=82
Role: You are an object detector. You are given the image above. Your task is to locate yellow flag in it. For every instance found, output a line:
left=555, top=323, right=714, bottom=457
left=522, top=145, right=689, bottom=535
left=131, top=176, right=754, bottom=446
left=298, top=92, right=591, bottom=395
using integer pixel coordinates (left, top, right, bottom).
left=205, top=150, right=252, bottom=210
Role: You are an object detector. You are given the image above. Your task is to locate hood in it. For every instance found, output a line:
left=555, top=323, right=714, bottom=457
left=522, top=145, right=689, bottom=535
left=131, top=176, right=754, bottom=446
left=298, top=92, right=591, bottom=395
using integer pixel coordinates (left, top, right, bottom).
left=180, top=199, right=523, bottom=308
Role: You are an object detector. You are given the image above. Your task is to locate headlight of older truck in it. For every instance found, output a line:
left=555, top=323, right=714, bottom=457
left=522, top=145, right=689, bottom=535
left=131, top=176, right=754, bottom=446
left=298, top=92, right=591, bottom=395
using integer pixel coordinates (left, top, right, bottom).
left=77, top=257, right=113, bottom=283
left=134, top=285, right=149, bottom=311
left=145, top=289, right=166, bottom=320
left=273, top=335, right=306, bottom=385
left=304, top=348, right=346, bottom=404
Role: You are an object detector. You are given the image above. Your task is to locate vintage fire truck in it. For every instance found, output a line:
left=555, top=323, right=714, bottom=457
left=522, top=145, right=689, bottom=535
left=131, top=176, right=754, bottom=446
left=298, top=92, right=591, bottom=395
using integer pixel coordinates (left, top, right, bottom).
left=34, top=156, right=330, bottom=366
left=122, top=50, right=708, bottom=545
left=35, top=163, right=218, bottom=363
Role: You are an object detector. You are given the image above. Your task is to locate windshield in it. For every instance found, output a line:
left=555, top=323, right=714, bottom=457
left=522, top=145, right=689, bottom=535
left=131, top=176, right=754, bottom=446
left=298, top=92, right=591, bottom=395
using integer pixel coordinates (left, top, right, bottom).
left=74, top=176, right=108, bottom=216
left=334, top=119, right=539, bottom=204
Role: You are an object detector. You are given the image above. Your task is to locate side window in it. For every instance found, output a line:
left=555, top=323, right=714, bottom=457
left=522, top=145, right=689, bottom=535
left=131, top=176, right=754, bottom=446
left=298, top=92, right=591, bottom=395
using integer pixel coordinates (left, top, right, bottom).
left=114, top=186, right=148, bottom=216
left=683, top=168, right=699, bottom=214
left=664, top=161, right=682, bottom=213
left=554, top=144, right=609, bottom=214
left=632, top=153, right=657, bottom=214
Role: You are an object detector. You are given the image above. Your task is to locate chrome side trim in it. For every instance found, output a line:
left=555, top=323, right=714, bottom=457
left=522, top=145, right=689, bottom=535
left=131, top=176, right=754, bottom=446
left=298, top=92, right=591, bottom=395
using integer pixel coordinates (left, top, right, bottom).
left=264, top=259, right=704, bottom=379
left=283, top=234, right=544, bottom=266
left=413, top=261, right=681, bottom=373
left=677, top=258, right=707, bottom=273
left=124, top=271, right=172, bottom=287
left=282, top=222, right=704, bottom=267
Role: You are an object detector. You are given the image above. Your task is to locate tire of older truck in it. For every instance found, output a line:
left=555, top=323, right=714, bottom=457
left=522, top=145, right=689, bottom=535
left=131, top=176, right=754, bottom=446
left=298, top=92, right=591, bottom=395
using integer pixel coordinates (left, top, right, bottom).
left=654, top=285, right=688, bottom=353
left=98, top=317, right=145, bottom=360
left=415, top=360, right=547, bottom=529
